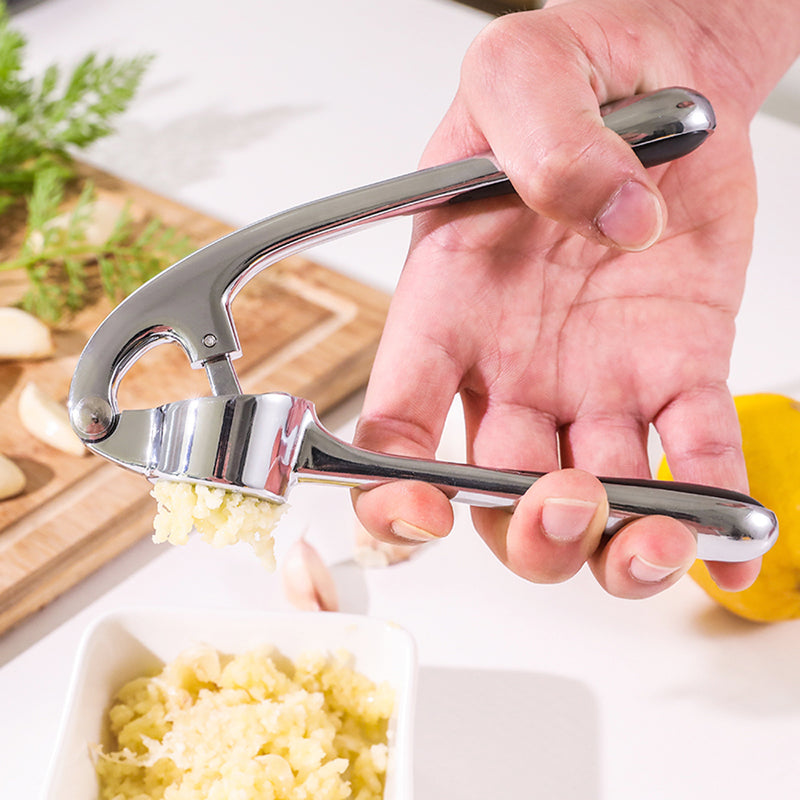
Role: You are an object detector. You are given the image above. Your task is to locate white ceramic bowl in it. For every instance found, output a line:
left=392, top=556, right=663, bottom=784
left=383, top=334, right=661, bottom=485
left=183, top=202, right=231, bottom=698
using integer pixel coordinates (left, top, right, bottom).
left=42, top=607, right=417, bottom=800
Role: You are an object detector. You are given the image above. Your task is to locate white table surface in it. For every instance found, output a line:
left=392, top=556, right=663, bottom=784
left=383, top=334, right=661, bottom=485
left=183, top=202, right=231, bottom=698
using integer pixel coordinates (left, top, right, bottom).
left=2, top=1, right=800, bottom=798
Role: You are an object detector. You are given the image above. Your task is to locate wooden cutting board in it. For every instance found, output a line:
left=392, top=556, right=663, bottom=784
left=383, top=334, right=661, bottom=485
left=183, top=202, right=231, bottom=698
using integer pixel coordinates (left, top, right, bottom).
left=0, top=164, right=391, bottom=636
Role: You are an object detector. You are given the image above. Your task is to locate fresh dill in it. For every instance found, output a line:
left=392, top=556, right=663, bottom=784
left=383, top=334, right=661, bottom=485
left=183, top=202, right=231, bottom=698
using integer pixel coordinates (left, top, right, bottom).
left=1, top=168, right=192, bottom=322
left=0, top=3, right=152, bottom=214
left=0, top=1, right=193, bottom=322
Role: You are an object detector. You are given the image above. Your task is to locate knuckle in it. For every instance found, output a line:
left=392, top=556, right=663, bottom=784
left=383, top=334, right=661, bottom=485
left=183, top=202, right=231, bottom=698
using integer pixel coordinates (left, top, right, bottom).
left=354, top=414, right=438, bottom=458
left=460, top=14, right=549, bottom=99
left=460, top=17, right=515, bottom=96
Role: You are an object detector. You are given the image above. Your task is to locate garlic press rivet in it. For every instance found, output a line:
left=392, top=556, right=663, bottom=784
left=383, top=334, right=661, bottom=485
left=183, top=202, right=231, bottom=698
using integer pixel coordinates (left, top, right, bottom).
left=71, top=396, right=113, bottom=440
left=202, top=333, right=217, bottom=348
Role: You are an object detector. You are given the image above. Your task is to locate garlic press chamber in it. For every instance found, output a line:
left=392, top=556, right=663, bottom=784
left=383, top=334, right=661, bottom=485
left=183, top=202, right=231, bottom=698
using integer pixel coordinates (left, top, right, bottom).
left=68, top=88, right=778, bottom=563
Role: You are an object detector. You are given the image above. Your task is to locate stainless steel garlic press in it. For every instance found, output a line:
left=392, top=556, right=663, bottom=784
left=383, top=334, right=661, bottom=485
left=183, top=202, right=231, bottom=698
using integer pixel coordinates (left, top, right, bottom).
left=68, top=87, right=778, bottom=563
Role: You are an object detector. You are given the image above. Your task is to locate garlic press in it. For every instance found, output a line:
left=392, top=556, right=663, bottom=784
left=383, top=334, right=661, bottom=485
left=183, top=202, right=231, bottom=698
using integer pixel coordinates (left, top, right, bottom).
left=68, top=88, right=778, bottom=562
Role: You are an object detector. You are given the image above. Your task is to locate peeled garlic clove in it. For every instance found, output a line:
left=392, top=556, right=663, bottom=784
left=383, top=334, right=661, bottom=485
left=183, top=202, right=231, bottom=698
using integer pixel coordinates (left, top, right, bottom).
left=82, top=195, right=129, bottom=246
left=18, top=382, right=87, bottom=457
left=353, top=520, right=420, bottom=568
left=0, top=307, right=54, bottom=360
left=27, top=194, right=126, bottom=253
left=0, top=453, right=25, bottom=500
left=281, top=539, right=339, bottom=612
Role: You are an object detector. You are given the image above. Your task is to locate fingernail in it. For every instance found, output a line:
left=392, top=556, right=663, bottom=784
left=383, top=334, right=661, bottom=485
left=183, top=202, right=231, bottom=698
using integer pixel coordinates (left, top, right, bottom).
left=390, top=519, right=439, bottom=543
left=541, top=498, right=599, bottom=543
left=596, top=180, right=664, bottom=251
left=629, top=555, right=682, bottom=584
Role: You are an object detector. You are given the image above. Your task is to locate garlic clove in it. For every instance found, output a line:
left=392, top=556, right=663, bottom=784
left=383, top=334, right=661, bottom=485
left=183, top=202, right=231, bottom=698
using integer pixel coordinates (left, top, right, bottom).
left=0, top=307, right=55, bottom=360
left=353, top=520, right=421, bottom=568
left=27, top=194, right=127, bottom=253
left=82, top=194, right=129, bottom=246
left=281, top=538, right=339, bottom=612
left=0, top=453, right=26, bottom=500
left=17, top=381, right=88, bottom=457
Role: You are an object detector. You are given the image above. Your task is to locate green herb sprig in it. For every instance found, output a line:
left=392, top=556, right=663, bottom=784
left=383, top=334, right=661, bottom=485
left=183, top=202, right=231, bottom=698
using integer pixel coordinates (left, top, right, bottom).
left=0, top=167, right=192, bottom=323
left=0, top=3, right=151, bottom=214
left=0, top=1, right=195, bottom=323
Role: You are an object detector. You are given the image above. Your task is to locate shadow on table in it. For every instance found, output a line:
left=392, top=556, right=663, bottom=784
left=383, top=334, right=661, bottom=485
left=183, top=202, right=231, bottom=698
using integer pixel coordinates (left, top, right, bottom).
left=86, top=101, right=318, bottom=196
left=686, top=604, right=800, bottom=717
left=414, top=665, right=601, bottom=800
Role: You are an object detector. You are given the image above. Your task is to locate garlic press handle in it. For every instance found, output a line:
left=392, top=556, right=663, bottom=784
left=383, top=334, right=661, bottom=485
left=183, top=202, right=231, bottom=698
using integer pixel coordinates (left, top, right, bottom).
left=69, top=87, right=715, bottom=443
left=295, top=419, right=776, bottom=563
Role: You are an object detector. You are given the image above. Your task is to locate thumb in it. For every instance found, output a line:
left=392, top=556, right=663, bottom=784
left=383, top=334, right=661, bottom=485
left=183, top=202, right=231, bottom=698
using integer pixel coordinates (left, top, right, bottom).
left=442, top=12, right=667, bottom=251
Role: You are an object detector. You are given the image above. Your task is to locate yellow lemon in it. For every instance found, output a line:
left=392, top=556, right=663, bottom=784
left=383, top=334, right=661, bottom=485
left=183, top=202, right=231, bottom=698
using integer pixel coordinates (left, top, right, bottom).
left=657, top=393, right=800, bottom=622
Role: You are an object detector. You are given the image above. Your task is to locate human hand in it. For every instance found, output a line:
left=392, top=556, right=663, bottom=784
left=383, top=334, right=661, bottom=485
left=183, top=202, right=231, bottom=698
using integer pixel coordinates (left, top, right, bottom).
left=352, top=0, right=787, bottom=598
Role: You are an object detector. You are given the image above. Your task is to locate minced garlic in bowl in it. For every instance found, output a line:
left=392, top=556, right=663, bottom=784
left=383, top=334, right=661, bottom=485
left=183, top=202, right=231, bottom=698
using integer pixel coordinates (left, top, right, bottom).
left=151, top=481, right=286, bottom=570
left=95, top=644, right=394, bottom=800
